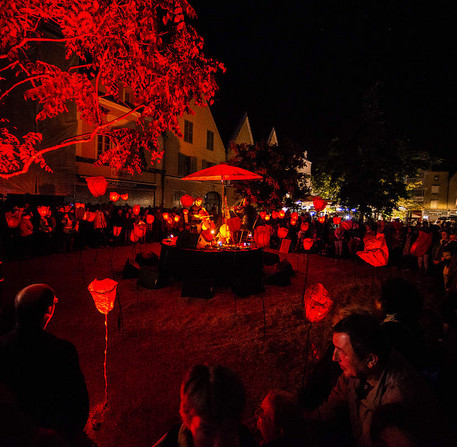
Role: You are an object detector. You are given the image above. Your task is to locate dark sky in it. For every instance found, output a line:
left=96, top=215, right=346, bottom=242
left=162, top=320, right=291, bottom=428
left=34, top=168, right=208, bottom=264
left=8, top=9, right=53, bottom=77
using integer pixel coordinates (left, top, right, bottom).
left=193, top=1, right=457, bottom=166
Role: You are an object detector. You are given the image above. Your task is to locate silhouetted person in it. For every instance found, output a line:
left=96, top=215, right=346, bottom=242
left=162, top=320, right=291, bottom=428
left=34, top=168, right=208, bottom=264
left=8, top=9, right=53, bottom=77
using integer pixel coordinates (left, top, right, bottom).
left=0, top=284, right=89, bottom=443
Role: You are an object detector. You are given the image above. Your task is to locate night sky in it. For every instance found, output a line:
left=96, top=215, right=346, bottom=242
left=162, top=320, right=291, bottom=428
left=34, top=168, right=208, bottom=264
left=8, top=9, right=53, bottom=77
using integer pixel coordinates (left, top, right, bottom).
left=194, top=1, right=456, bottom=167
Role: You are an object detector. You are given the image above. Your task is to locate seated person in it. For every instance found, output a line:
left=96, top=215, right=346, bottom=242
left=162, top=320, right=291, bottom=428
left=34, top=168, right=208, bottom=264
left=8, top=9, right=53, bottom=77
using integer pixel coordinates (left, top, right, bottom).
left=256, top=390, right=305, bottom=446
left=306, top=313, right=449, bottom=447
left=153, top=364, right=256, bottom=447
left=0, top=284, right=89, bottom=443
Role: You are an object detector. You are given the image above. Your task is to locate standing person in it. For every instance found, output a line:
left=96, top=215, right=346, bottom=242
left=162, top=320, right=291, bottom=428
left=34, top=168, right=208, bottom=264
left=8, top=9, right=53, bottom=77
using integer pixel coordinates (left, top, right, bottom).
left=334, top=225, right=345, bottom=258
left=153, top=364, right=256, bottom=447
left=19, top=211, right=34, bottom=258
left=0, top=284, right=90, bottom=444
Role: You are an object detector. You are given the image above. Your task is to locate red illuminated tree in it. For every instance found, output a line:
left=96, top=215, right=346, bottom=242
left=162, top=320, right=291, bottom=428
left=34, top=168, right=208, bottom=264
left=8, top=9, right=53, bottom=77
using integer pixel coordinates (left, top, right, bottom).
left=0, top=0, right=224, bottom=178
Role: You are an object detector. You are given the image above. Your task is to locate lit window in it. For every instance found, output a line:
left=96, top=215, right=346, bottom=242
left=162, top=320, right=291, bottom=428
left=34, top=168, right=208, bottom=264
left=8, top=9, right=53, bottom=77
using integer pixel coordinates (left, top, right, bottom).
left=431, top=185, right=440, bottom=194
left=97, top=135, right=110, bottom=157
left=434, top=175, right=439, bottom=181
left=206, top=130, right=214, bottom=151
left=430, top=200, right=438, bottom=209
left=184, top=120, right=193, bottom=143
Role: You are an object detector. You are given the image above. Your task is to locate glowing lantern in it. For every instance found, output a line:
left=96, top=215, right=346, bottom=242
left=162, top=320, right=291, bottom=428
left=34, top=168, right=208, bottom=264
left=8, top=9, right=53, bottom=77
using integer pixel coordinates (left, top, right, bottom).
left=180, top=194, right=194, bottom=208
left=291, top=219, right=298, bottom=225
left=333, top=216, right=342, bottom=225
left=304, top=283, right=333, bottom=323
left=87, top=278, right=118, bottom=403
left=167, top=217, right=173, bottom=225
left=265, top=214, right=271, bottom=221
left=410, top=231, right=433, bottom=257
left=75, top=203, right=85, bottom=209
left=183, top=209, right=189, bottom=215
left=201, top=229, right=214, bottom=242
left=279, top=210, right=286, bottom=218
left=291, top=212, right=299, bottom=220
left=254, top=226, right=272, bottom=248
left=227, top=216, right=242, bottom=233
left=260, top=211, right=267, bottom=220
left=86, top=176, right=108, bottom=198
left=5, top=212, right=20, bottom=228
left=303, top=238, right=314, bottom=251
left=272, top=211, right=278, bottom=220
left=130, top=232, right=139, bottom=243
left=202, top=219, right=215, bottom=231
left=162, top=212, right=169, bottom=221
left=121, top=194, right=128, bottom=201
left=342, top=220, right=353, bottom=230
left=219, top=224, right=230, bottom=239
left=174, top=215, right=181, bottom=223
left=357, top=234, right=389, bottom=267
left=109, top=192, right=120, bottom=202
left=146, top=214, right=155, bottom=225
left=133, top=205, right=140, bottom=216
left=300, top=222, right=309, bottom=232
left=83, top=211, right=96, bottom=222
left=64, top=205, right=72, bottom=213
left=37, top=206, right=50, bottom=218
left=318, top=216, right=325, bottom=224
left=313, top=197, right=327, bottom=212
left=113, top=226, right=122, bottom=237
left=134, top=222, right=146, bottom=238
left=278, top=227, right=288, bottom=239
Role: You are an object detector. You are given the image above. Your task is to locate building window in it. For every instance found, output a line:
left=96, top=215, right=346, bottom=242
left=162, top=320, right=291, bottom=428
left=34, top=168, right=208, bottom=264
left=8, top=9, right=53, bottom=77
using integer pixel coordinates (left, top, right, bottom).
left=431, top=185, right=440, bottom=194
left=184, top=120, right=193, bottom=143
left=124, top=92, right=130, bottom=104
left=430, top=200, right=438, bottom=209
left=178, top=153, right=197, bottom=177
left=202, top=160, right=215, bottom=170
left=434, top=175, right=440, bottom=181
left=206, top=130, right=214, bottom=151
left=97, top=135, right=110, bottom=158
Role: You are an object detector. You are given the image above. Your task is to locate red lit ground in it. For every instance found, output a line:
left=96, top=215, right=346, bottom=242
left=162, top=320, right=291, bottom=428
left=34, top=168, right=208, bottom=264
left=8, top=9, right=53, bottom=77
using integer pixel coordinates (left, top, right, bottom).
left=0, top=244, right=440, bottom=446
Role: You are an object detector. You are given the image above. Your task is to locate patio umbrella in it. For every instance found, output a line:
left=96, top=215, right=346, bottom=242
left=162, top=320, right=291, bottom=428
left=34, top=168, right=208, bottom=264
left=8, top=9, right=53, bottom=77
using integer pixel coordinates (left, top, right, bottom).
left=181, top=163, right=262, bottom=216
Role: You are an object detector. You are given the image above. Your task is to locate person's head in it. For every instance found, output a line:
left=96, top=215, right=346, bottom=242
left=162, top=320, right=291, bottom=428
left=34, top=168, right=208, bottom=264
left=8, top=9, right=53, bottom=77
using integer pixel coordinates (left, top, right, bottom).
left=256, top=390, right=302, bottom=444
left=14, top=284, right=58, bottom=329
left=195, top=197, right=203, bottom=207
left=180, top=364, right=246, bottom=447
left=332, top=313, right=389, bottom=380
left=377, top=278, right=423, bottom=320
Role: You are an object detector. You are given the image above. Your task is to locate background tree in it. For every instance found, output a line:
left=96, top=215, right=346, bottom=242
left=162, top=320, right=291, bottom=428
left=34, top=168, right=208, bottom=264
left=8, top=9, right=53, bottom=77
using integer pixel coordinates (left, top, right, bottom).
left=314, top=83, right=430, bottom=217
left=229, top=138, right=309, bottom=208
left=0, top=0, right=224, bottom=178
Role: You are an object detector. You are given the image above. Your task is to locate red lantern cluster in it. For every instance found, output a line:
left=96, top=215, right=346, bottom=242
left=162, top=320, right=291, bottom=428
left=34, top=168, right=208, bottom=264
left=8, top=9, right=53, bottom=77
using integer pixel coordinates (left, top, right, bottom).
left=304, top=283, right=333, bottom=323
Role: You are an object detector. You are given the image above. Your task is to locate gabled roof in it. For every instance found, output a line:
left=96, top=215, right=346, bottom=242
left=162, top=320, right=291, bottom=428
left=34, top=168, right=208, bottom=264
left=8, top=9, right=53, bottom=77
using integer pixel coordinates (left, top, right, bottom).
left=267, top=127, right=278, bottom=146
left=230, top=112, right=254, bottom=145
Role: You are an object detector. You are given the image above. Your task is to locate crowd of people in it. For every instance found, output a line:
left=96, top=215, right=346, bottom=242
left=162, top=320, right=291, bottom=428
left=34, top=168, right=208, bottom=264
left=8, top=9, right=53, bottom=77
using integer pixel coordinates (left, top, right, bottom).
left=1, top=277, right=457, bottom=446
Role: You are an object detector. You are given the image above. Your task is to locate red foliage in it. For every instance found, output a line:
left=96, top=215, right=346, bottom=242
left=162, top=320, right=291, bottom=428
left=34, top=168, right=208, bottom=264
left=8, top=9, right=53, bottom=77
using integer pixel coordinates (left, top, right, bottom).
left=0, top=0, right=224, bottom=177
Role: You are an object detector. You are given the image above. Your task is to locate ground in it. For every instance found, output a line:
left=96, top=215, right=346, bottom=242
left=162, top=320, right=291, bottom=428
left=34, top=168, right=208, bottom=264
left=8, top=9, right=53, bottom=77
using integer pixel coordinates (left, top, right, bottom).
left=0, top=244, right=441, bottom=447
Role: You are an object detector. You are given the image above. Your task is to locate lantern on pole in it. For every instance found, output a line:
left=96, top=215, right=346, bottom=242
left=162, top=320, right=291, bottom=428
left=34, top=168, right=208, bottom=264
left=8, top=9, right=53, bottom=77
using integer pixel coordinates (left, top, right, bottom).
left=260, top=211, right=266, bottom=220
left=87, top=278, right=118, bottom=403
left=318, top=216, right=325, bottom=224
left=357, top=234, right=389, bottom=267
left=342, top=219, right=353, bottom=230
left=37, top=206, right=50, bottom=218
left=109, top=192, right=120, bottom=202
left=174, top=215, right=181, bottom=223
left=113, top=226, right=122, bottom=237
left=180, top=194, right=194, bottom=208
left=254, top=225, right=271, bottom=248
left=333, top=216, right=342, bottom=225
left=146, top=214, right=155, bottom=225
left=278, top=210, right=286, bottom=219
left=278, top=227, right=288, bottom=239
left=133, top=205, right=140, bottom=216
left=300, top=222, right=309, bottom=232
left=162, top=212, right=169, bottom=221
left=86, top=176, right=108, bottom=198
left=303, top=238, right=314, bottom=251
left=134, top=221, right=146, bottom=239
left=304, top=283, right=333, bottom=323
left=121, top=193, right=129, bottom=201
left=313, top=196, right=327, bottom=212
left=291, top=212, right=299, bottom=220
left=265, top=214, right=271, bottom=221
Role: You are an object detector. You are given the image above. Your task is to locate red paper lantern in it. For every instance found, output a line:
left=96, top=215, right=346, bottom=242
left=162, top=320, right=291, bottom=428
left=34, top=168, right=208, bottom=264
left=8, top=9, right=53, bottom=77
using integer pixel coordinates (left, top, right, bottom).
left=75, top=202, right=85, bottom=209
left=342, top=220, right=353, bottom=230
left=313, top=197, right=327, bottom=212
left=86, top=176, right=108, bottom=198
left=357, top=234, right=389, bottom=267
left=5, top=212, right=20, bottom=228
left=180, top=194, right=194, bottom=208
left=291, top=212, right=299, bottom=220
left=279, top=210, right=286, bottom=218
left=130, top=232, right=139, bottom=243
left=174, top=215, right=181, bottom=223
left=64, top=205, right=72, bottom=213
left=134, top=222, right=146, bottom=238
left=146, top=214, right=155, bottom=224
left=290, top=219, right=297, bottom=225
left=166, top=217, right=173, bottom=225
left=254, top=225, right=271, bottom=248
left=410, top=231, right=433, bottom=257
left=318, top=216, right=325, bottom=224
left=201, top=229, right=214, bottom=242
left=304, top=283, right=333, bottom=323
left=109, top=192, right=120, bottom=202
left=113, top=226, right=122, bottom=237
left=272, top=211, right=278, bottom=219
left=183, top=209, right=189, bottom=215
left=219, top=224, right=230, bottom=238
left=300, top=222, right=309, bottom=232
left=227, top=216, right=241, bottom=233
left=260, top=211, right=267, bottom=220
left=133, top=205, right=141, bottom=216
left=162, top=212, right=169, bottom=221
left=37, top=206, right=49, bottom=218
left=83, top=211, right=96, bottom=222
left=88, top=278, right=118, bottom=315
left=121, top=193, right=128, bottom=201
left=265, top=215, right=271, bottom=221
left=303, top=238, right=314, bottom=251
left=278, top=227, right=288, bottom=239
left=333, top=216, right=342, bottom=225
